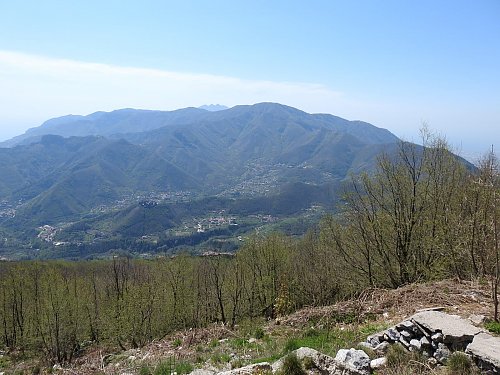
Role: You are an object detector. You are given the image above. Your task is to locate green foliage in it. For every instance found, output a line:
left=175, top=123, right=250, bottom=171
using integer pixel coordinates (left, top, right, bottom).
left=254, top=327, right=265, bottom=340
left=139, top=365, right=152, bottom=375
left=279, top=353, right=306, bottom=375
left=174, top=362, right=194, bottom=375
left=210, top=353, right=231, bottom=364
left=385, top=343, right=428, bottom=374
left=302, top=356, right=315, bottom=370
left=154, top=359, right=175, bottom=375
left=283, top=338, right=300, bottom=354
left=446, top=352, right=476, bottom=375
left=485, top=321, right=500, bottom=334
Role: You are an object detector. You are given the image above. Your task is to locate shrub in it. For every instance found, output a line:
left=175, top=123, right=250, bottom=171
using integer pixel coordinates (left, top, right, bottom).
left=283, top=338, right=300, bottom=354
left=385, top=344, right=427, bottom=374
left=302, top=356, right=315, bottom=370
left=485, top=321, right=500, bottom=334
left=254, top=327, right=265, bottom=339
left=279, top=353, right=305, bottom=375
left=175, top=361, right=194, bottom=374
left=172, top=338, right=182, bottom=347
left=139, top=365, right=152, bottom=375
left=446, top=352, right=475, bottom=375
left=154, top=359, right=174, bottom=375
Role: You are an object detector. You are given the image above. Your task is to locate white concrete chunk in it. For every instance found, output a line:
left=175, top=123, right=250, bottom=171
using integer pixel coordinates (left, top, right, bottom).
left=466, top=332, right=500, bottom=373
left=411, top=311, right=482, bottom=345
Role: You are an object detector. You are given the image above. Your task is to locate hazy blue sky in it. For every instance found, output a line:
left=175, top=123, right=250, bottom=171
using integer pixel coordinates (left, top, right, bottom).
left=0, top=0, right=498, bottom=159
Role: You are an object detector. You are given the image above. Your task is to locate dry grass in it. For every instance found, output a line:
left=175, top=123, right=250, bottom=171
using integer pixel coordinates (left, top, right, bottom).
left=278, top=279, right=493, bottom=328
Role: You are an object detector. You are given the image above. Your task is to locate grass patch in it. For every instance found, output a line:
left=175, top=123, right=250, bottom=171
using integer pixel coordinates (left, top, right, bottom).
left=485, top=321, right=500, bottom=334
left=210, top=352, right=231, bottom=364
left=446, top=352, right=480, bottom=375
left=278, top=353, right=305, bottom=375
left=384, top=344, right=429, bottom=375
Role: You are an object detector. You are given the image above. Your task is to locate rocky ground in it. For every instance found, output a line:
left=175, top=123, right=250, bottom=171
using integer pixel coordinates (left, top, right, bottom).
left=1, top=279, right=498, bottom=374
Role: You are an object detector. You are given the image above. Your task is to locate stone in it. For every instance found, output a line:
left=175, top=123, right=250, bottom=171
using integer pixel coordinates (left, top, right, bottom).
left=409, top=339, right=421, bottom=351
left=420, top=336, right=431, bottom=348
left=433, top=343, right=451, bottom=364
left=399, top=336, right=410, bottom=348
left=366, top=331, right=385, bottom=347
left=374, top=341, right=391, bottom=355
left=384, top=328, right=401, bottom=342
left=370, top=357, right=387, bottom=370
left=335, top=348, right=371, bottom=375
left=273, top=347, right=361, bottom=375
left=396, top=320, right=416, bottom=332
left=358, top=341, right=374, bottom=350
left=188, top=370, right=215, bottom=375
left=465, top=332, right=500, bottom=373
left=218, top=362, right=271, bottom=375
left=411, top=311, right=481, bottom=346
left=469, top=314, right=487, bottom=326
left=431, top=332, right=444, bottom=343
left=247, top=337, right=257, bottom=344
left=400, top=330, right=413, bottom=340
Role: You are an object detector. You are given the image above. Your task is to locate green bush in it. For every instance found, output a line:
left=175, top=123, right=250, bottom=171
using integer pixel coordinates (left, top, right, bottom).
left=254, top=327, right=265, bottom=339
left=385, top=343, right=427, bottom=374
left=485, top=321, right=500, bottom=334
left=385, top=343, right=408, bottom=368
left=154, top=360, right=174, bottom=375
left=175, top=361, right=194, bottom=374
left=139, top=365, right=152, bottom=375
left=283, top=338, right=300, bottom=354
left=279, top=353, right=305, bottom=375
left=446, top=352, right=475, bottom=375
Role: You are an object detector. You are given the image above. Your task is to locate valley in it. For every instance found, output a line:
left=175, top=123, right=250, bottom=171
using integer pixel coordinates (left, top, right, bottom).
left=0, top=103, right=389, bottom=260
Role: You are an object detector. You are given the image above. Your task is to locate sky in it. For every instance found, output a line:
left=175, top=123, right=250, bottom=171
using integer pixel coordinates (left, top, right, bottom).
left=0, top=1, right=499, bottom=160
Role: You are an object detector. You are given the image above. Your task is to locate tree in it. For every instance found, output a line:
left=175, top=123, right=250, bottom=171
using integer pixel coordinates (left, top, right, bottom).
left=323, top=130, right=468, bottom=287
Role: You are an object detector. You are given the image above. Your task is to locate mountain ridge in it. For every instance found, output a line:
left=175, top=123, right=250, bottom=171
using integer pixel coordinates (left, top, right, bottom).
left=0, top=102, right=402, bottom=258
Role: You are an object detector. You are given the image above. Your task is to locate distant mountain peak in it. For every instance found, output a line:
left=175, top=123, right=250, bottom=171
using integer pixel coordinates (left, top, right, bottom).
left=199, top=104, right=228, bottom=112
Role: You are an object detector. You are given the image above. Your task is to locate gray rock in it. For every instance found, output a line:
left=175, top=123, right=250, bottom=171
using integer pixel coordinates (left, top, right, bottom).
left=469, top=314, right=487, bottom=326
left=431, top=332, right=444, bottom=343
left=411, top=311, right=481, bottom=346
left=188, top=370, right=215, bottom=375
left=273, top=347, right=365, bottom=375
left=409, top=338, right=422, bottom=352
left=370, top=357, right=387, bottom=370
left=366, top=331, right=385, bottom=347
left=335, top=348, right=371, bottom=375
left=399, top=336, right=410, bottom=348
left=358, top=341, right=375, bottom=350
left=433, top=343, right=451, bottom=364
left=466, top=332, right=500, bottom=373
left=218, top=362, right=271, bottom=375
left=420, top=336, right=431, bottom=348
left=400, top=330, right=413, bottom=340
left=396, top=320, right=416, bottom=332
left=374, top=341, right=391, bottom=355
left=384, top=328, right=401, bottom=342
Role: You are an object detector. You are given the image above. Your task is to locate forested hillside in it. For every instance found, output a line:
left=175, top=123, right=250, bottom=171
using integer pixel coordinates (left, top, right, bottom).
left=0, top=133, right=497, bottom=368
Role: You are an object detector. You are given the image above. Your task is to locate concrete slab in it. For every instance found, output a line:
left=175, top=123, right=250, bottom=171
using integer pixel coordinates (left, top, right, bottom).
left=411, top=311, right=482, bottom=344
left=466, top=332, right=500, bottom=372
